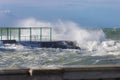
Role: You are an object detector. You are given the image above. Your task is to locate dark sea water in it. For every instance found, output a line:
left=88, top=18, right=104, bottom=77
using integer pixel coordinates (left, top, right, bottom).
left=0, top=28, right=120, bottom=69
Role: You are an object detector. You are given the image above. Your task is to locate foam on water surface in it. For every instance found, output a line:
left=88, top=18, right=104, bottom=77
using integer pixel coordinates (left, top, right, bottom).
left=0, top=40, right=120, bottom=69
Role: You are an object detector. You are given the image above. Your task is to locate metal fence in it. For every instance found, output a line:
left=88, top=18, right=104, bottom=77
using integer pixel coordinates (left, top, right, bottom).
left=0, top=27, right=52, bottom=41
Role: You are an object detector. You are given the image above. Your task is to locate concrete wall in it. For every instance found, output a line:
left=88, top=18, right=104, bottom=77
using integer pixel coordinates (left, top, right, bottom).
left=0, top=65, right=120, bottom=80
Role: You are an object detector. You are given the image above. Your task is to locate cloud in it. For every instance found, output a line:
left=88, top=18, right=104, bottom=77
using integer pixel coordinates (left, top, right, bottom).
left=0, top=10, right=11, bottom=14
left=0, top=9, right=20, bottom=26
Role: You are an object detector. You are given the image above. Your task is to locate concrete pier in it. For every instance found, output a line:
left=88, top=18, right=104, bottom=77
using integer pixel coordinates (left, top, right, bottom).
left=0, top=65, right=120, bottom=80
left=1, top=40, right=80, bottom=49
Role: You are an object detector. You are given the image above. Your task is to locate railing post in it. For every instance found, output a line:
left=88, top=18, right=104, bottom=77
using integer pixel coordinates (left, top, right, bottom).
left=40, top=27, right=42, bottom=41
left=0, top=28, right=2, bottom=40
left=18, top=28, right=21, bottom=41
left=30, top=27, right=32, bottom=42
left=10, top=28, right=11, bottom=40
left=7, top=28, right=9, bottom=40
left=50, top=27, right=52, bottom=41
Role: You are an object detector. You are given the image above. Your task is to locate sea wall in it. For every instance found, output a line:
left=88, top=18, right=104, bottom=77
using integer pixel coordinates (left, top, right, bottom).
left=1, top=40, right=80, bottom=49
left=0, top=65, right=120, bottom=80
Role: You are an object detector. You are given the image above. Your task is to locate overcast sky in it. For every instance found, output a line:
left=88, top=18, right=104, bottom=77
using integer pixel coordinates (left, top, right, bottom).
left=0, top=0, right=120, bottom=27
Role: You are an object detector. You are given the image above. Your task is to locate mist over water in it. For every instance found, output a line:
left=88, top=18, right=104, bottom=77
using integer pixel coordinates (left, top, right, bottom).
left=0, top=18, right=120, bottom=69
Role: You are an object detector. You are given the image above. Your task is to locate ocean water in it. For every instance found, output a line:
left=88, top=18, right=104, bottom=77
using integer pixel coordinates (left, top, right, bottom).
left=103, top=28, right=120, bottom=40
left=0, top=27, right=120, bottom=69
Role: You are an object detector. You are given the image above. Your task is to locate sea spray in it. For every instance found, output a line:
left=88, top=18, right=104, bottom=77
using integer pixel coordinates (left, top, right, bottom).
left=16, top=18, right=106, bottom=49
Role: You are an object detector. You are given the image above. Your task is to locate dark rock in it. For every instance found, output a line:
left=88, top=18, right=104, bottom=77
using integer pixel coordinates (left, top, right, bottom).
left=39, top=41, right=80, bottom=49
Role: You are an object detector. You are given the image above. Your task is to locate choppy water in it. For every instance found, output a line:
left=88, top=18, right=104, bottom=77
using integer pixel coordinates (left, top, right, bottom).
left=0, top=28, right=120, bottom=69
left=0, top=40, right=120, bottom=69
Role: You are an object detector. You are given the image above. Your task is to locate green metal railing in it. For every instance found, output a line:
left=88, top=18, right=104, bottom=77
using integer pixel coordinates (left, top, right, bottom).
left=0, top=27, right=52, bottom=41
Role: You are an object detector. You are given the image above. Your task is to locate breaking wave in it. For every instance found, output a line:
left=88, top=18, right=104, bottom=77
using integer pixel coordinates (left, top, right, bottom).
left=16, top=18, right=106, bottom=48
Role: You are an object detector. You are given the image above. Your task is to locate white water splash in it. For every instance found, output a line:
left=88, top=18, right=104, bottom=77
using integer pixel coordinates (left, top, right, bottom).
left=16, top=18, right=106, bottom=48
left=16, top=18, right=120, bottom=56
